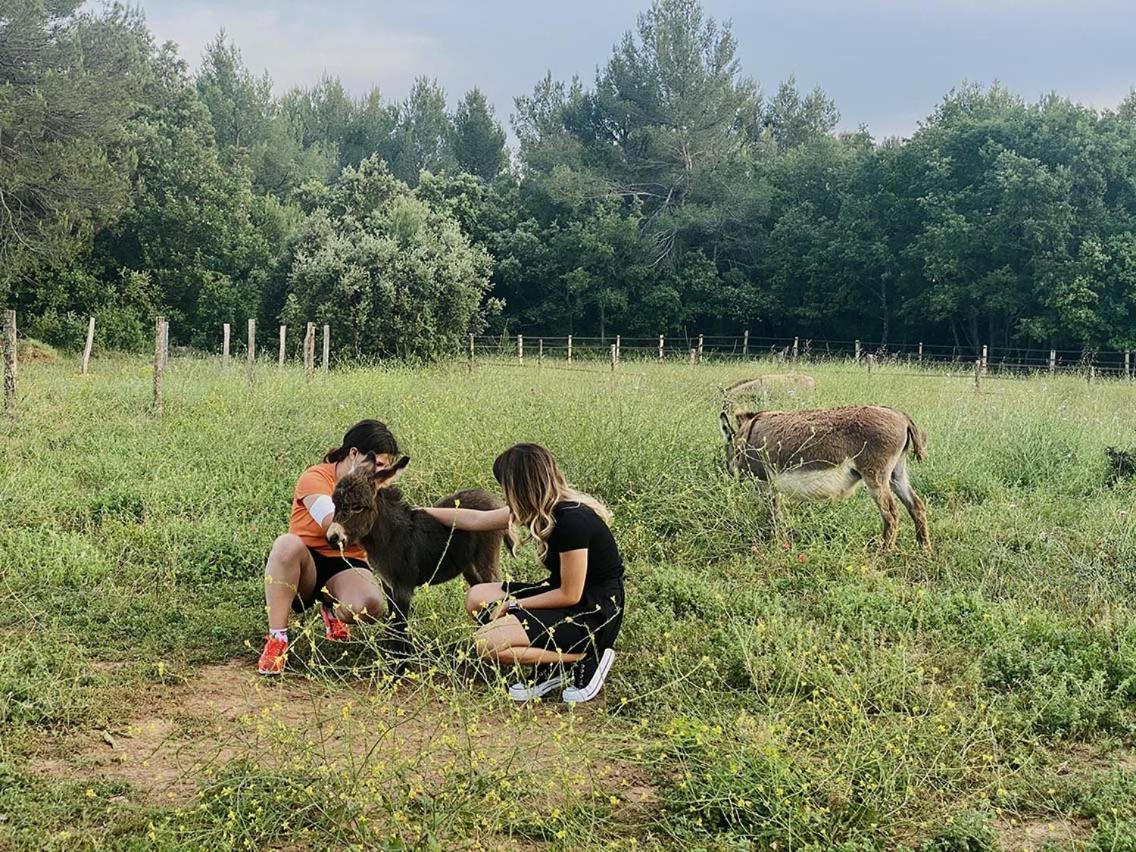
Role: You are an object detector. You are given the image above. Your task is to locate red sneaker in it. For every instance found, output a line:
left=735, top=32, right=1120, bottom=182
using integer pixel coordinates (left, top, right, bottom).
left=322, top=605, right=351, bottom=642
left=257, top=635, right=289, bottom=675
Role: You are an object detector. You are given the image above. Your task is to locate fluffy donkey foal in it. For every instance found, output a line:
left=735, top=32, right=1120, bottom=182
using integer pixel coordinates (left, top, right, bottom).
left=329, top=454, right=510, bottom=657
left=720, top=405, right=931, bottom=551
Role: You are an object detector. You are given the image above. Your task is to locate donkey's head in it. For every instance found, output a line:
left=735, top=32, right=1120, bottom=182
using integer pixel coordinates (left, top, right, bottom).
left=719, top=410, right=758, bottom=474
left=330, top=453, right=410, bottom=545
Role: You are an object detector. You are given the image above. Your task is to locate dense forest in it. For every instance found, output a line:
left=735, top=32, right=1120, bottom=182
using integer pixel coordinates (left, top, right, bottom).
left=3, top=0, right=1136, bottom=359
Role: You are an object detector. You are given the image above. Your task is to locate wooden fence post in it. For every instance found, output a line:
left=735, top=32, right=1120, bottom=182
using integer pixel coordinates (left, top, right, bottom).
left=518, top=334, right=524, bottom=365
left=610, top=343, right=616, bottom=372
left=538, top=338, right=543, bottom=365
left=247, top=319, right=256, bottom=380
left=792, top=336, right=799, bottom=364
left=222, top=323, right=230, bottom=371
left=567, top=335, right=573, bottom=365
left=304, top=323, right=315, bottom=380
left=152, top=315, right=164, bottom=413
left=917, top=342, right=923, bottom=366
left=689, top=348, right=696, bottom=365
left=1088, top=365, right=1095, bottom=385
left=697, top=334, right=704, bottom=364
left=322, top=324, right=329, bottom=373
left=81, top=316, right=96, bottom=374
left=867, top=353, right=875, bottom=376
left=981, top=344, right=988, bottom=375
left=658, top=334, right=664, bottom=361
left=3, top=310, right=16, bottom=414
left=278, top=325, right=286, bottom=367
left=1126, top=350, right=1132, bottom=381
left=160, top=319, right=169, bottom=370
left=1049, top=349, right=1056, bottom=376
left=468, top=334, right=474, bottom=372
left=974, top=359, right=981, bottom=392
left=615, top=335, right=621, bottom=364
left=854, top=339, right=861, bottom=362
left=742, top=330, right=749, bottom=357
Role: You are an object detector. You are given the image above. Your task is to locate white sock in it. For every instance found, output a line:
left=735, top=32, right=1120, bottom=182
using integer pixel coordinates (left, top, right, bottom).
left=269, top=628, right=288, bottom=642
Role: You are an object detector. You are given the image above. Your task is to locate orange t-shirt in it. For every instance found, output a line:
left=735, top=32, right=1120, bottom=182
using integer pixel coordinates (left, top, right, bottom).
left=289, top=462, right=368, bottom=560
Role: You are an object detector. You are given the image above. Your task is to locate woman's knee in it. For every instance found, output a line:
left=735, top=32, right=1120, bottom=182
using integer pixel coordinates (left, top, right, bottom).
left=335, top=593, right=387, bottom=624
left=269, top=533, right=306, bottom=564
left=465, top=583, right=504, bottom=616
left=266, top=535, right=308, bottom=585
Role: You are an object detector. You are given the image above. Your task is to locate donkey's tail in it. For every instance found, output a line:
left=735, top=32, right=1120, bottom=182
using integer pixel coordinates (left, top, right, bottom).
left=904, top=413, right=928, bottom=462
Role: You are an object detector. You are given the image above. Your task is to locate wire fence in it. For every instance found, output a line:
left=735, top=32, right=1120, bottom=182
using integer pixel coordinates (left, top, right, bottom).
left=467, top=332, right=1136, bottom=380
left=5, top=313, right=1136, bottom=417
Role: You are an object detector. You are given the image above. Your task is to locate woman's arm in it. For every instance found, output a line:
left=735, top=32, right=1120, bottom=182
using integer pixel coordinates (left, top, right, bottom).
left=495, top=549, right=587, bottom=615
left=421, top=505, right=510, bottom=532
left=302, top=493, right=347, bottom=546
left=302, top=493, right=335, bottom=530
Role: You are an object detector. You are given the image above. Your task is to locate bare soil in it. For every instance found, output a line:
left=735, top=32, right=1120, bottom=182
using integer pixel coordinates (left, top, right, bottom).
left=30, top=659, right=656, bottom=818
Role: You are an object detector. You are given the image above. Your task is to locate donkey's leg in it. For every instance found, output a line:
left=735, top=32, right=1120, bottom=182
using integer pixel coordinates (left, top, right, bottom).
left=864, top=472, right=901, bottom=550
left=383, top=583, right=415, bottom=662
left=890, top=457, right=931, bottom=551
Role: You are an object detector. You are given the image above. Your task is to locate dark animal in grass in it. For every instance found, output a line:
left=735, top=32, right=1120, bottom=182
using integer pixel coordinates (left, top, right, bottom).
left=328, top=453, right=511, bottom=657
left=720, top=405, right=931, bottom=551
left=1105, top=447, right=1136, bottom=485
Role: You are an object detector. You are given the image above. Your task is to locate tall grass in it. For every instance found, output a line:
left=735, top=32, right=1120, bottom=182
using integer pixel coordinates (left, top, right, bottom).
left=1, top=355, right=1134, bottom=849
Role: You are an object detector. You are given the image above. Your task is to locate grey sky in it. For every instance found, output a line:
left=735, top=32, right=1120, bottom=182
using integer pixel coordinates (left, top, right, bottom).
left=134, top=0, right=1135, bottom=141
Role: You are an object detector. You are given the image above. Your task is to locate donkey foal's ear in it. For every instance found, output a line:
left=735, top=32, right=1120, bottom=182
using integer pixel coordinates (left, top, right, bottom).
left=370, top=454, right=411, bottom=487
left=719, top=410, right=734, bottom=439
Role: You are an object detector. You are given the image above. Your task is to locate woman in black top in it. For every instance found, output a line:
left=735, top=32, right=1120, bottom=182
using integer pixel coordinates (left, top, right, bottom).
left=422, top=443, right=624, bottom=702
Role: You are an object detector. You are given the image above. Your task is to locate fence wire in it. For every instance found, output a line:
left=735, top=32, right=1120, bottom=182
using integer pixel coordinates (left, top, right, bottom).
left=467, top=334, right=1136, bottom=380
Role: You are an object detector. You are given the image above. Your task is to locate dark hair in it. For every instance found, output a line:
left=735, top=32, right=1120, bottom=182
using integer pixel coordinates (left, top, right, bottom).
left=324, top=420, right=398, bottom=463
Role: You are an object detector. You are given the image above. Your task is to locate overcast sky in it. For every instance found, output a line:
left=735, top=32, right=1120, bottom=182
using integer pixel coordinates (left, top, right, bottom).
left=132, top=0, right=1135, bottom=141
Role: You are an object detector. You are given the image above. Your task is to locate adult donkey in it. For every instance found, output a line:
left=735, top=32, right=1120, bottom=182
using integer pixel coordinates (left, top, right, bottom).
left=720, top=405, right=931, bottom=550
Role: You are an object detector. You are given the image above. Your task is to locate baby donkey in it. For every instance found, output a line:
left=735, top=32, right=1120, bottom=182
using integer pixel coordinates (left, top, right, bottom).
left=329, top=453, right=511, bottom=657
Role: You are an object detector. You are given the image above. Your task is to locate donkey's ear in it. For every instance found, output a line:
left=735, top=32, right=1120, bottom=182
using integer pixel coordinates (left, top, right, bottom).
left=370, top=454, right=410, bottom=488
left=719, top=410, right=735, bottom=440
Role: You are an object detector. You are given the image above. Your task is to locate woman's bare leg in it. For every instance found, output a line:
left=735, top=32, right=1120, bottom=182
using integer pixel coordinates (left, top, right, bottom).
left=465, top=582, right=506, bottom=618
left=324, top=568, right=387, bottom=623
left=265, top=534, right=317, bottom=631
left=473, top=616, right=585, bottom=666
left=496, top=648, right=586, bottom=666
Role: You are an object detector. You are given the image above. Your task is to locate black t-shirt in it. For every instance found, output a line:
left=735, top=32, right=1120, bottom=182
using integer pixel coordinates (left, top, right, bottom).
left=542, top=502, right=623, bottom=592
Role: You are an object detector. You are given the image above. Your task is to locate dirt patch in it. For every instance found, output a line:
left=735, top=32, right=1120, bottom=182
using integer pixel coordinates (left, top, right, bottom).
left=993, top=815, right=1093, bottom=851
left=1050, top=742, right=1136, bottom=779
left=31, top=660, right=645, bottom=811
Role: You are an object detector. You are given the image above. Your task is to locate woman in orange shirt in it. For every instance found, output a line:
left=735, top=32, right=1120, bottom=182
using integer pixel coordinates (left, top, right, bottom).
left=258, top=420, right=396, bottom=674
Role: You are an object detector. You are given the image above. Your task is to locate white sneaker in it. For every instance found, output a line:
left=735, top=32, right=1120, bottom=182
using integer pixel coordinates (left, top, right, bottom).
left=562, top=648, right=615, bottom=703
left=507, top=665, right=570, bottom=702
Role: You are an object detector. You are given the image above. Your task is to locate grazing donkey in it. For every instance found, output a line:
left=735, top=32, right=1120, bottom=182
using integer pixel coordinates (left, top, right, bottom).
left=329, top=454, right=511, bottom=655
left=720, top=405, right=931, bottom=550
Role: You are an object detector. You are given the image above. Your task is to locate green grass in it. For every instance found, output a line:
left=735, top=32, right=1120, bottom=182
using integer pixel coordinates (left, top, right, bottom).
left=2, top=354, right=1135, bottom=850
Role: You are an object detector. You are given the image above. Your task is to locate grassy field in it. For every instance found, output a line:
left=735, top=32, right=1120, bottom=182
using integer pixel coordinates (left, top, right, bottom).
left=1, top=354, right=1135, bottom=850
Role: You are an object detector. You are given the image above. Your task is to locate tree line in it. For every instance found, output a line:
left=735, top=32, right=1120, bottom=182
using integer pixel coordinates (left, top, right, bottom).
left=3, top=0, right=1135, bottom=359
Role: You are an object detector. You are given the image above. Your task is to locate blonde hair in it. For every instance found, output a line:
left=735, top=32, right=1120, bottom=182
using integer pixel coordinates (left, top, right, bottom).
left=492, top=443, right=612, bottom=560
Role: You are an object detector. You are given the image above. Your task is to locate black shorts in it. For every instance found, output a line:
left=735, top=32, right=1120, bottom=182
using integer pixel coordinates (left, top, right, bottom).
left=292, top=548, right=371, bottom=612
left=502, top=581, right=625, bottom=658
